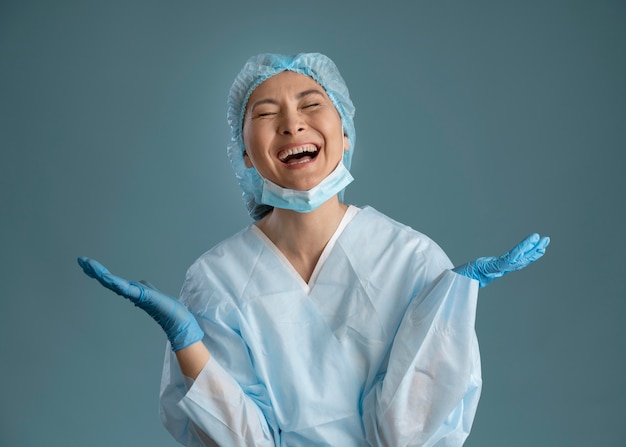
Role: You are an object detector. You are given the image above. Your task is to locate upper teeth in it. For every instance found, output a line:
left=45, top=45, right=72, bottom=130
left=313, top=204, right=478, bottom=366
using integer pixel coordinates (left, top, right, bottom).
left=278, top=145, right=318, bottom=161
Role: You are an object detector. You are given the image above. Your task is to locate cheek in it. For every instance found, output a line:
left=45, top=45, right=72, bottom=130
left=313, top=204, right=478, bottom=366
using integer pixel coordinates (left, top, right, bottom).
left=322, top=118, right=346, bottom=148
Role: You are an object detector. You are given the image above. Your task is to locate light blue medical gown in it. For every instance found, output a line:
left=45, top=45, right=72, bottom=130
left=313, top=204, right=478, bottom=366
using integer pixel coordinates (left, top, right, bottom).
left=160, top=206, right=482, bottom=447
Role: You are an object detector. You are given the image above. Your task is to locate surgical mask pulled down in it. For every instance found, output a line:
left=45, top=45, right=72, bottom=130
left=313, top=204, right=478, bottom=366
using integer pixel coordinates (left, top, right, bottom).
left=259, top=161, right=353, bottom=213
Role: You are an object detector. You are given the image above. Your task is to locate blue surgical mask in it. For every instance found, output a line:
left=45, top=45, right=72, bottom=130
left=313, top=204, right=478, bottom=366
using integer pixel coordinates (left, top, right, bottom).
left=259, top=161, right=354, bottom=213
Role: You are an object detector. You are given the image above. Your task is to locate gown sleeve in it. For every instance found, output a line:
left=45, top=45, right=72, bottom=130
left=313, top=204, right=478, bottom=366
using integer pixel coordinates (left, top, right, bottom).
left=362, top=268, right=482, bottom=447
left=159, top=259, right=278, bottom=447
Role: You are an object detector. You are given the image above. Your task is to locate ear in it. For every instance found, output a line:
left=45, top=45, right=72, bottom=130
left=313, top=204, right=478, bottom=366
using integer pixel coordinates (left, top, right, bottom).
left=343, top=134, right=350, bottom=151
left=243, top=151, right=253, bottom=168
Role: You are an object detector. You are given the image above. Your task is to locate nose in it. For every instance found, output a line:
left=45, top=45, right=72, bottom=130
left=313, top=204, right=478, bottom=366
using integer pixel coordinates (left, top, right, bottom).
left=279, top=110, right=305, bottom=135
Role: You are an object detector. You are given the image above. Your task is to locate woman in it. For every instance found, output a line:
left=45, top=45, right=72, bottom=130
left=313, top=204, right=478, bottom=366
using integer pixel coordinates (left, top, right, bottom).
left=78, top=53, right=549, bottom=446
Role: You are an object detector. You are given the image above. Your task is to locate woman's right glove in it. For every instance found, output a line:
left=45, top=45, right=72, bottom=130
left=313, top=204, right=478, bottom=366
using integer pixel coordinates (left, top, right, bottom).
left=77, top=257, right=204, bottom=351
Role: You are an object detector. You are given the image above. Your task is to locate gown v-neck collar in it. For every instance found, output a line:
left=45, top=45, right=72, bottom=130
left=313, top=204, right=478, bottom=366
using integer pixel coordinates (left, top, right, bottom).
left=250, top=205, right=360, bottom=294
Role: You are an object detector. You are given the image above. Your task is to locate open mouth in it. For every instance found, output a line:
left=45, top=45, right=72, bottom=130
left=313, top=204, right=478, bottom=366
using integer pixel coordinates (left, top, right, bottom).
left=278, top=144, right=319, bottom=165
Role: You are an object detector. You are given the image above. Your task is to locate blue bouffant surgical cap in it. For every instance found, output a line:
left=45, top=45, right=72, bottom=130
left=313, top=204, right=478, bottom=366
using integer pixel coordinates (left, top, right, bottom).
left=227, top=53, right=356, bottom=220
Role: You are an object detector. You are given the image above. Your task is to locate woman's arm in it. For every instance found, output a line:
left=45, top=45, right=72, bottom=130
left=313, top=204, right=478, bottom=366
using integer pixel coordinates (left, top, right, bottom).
left=175, top=341, right=210, bottom=380
left=78, top=256, right=276, bottom=446
left=362, top=270, right=481, bottom=446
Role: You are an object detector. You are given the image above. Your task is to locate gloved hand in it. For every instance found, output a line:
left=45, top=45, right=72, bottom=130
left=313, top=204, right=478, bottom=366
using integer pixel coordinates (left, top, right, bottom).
left=453, top=233, right=550, bottom=288
left=77, top=257, right=204, bottom=351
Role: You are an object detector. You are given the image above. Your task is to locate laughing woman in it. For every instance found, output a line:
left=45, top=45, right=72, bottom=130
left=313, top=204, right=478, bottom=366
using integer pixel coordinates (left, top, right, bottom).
left=78, top=53, right=549, bottom=447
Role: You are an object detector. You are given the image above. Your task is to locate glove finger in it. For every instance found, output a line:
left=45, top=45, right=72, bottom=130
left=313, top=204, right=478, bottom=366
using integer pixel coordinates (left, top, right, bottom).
left=505, top=233, right=541, bottom=263
left=77, top=256, right=109, bottom=279
left=523, top=236, right=550, bottom=263
left=78, top=257, right=137, bottom=298
left=505, top=234, right=550, bottom=271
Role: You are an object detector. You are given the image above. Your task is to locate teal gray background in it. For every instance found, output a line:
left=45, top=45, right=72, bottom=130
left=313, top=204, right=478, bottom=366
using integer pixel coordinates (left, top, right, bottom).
left=1, top=0, right=624, bottom=446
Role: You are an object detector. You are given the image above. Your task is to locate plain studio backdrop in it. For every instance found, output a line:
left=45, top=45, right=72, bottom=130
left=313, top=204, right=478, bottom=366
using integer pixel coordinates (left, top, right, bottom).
left=1, top=1, right=624, bottom=446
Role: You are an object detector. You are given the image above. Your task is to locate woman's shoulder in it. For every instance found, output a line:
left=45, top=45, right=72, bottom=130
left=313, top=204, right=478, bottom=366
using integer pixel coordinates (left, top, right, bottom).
left=186, top=225, right=259, bottom=276
left=336, top=206, right=453, bottom=294
left=349, top=206, right=440, bottom=248
left=344, top=205, right=452, bottom=268
left=179, top=226, right=261, bottom=304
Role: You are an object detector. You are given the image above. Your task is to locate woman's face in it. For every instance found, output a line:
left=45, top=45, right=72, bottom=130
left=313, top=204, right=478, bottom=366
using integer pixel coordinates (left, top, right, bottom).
left=242, top=71, right=348, bottom=191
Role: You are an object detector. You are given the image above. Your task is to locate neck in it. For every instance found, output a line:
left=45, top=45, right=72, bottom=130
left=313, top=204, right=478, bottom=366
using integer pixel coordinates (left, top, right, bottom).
left=256, top=197, right=348, bottom=282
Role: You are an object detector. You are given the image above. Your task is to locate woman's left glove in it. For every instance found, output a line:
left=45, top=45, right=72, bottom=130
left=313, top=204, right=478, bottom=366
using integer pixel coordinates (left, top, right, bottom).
left=453, top=233, right=550, bottom=288
left=77, top=257, right=204, bottom=351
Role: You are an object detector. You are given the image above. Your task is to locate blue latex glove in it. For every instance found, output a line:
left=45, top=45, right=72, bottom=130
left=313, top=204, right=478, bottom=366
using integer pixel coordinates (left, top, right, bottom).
left=453, top=233, right=550, bottom=288
left=77, top=257, right=204, bottom=351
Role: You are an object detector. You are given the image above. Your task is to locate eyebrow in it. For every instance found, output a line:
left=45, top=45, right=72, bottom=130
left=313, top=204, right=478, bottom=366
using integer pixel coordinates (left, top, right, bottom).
left=249, top=89, right=326, bottom=112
